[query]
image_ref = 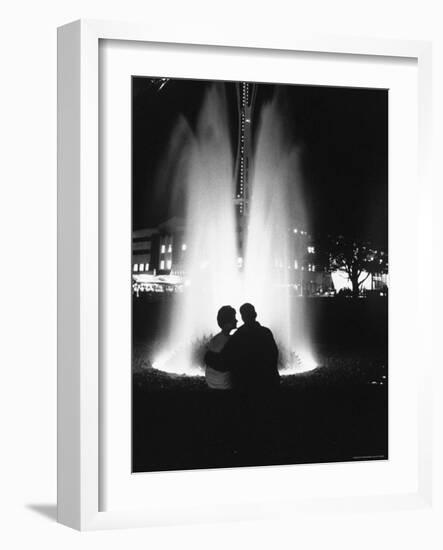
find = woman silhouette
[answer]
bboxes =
[205,306,237,390]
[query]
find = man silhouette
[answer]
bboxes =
[204,303,280,392]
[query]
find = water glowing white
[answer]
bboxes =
[153,85,317,376]
[163,86,242,368]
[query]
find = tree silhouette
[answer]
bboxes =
[322,235,388,298]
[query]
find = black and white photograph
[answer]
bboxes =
[131,77,388,473]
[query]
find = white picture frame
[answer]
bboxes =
[57,19,433,530]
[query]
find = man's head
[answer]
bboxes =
[239,303,257,325]
[217,305,237,331]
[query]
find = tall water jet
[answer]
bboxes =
[157,85,240,374]
[243,95,313,370]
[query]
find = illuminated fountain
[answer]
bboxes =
[152,83,316,376]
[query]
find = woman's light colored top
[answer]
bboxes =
[205,332,232,390]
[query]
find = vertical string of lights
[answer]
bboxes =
[237,82,256,216]
[235,81,256,258]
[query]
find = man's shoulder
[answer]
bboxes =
[257,324,273,337]
[235,322,273,335]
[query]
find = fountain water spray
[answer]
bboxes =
[152,83,316,376]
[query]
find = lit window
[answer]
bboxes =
[293,228,298,234]
[133,264,138,272]
[307,246,315,254]
[182,243,187,251]
[160,260,165,270]
[294,260,298,270]
[145,263,149,271]
[139,263,144,271]
[166,260,172,270]
[168,244,172,253]
[312,265,316,272]
[160,245,166,254]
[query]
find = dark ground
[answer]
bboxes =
[132,296,388,472]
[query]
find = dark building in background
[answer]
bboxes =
[132,218,186,276]
[132,228,156,274]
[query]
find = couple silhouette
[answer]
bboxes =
[204,303,280,392]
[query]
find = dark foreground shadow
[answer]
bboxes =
[133,384,388,472]
[26,504,57,522]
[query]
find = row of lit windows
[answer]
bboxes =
[160,260,172,270]
[133,263,149,272]
[133,259,174,272]
[160,243,187,254]
[294,260,316,271]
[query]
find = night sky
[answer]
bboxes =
[132,77,388,248]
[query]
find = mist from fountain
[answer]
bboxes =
[152,84,316,376]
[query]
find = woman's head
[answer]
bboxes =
[217,305,237,332]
